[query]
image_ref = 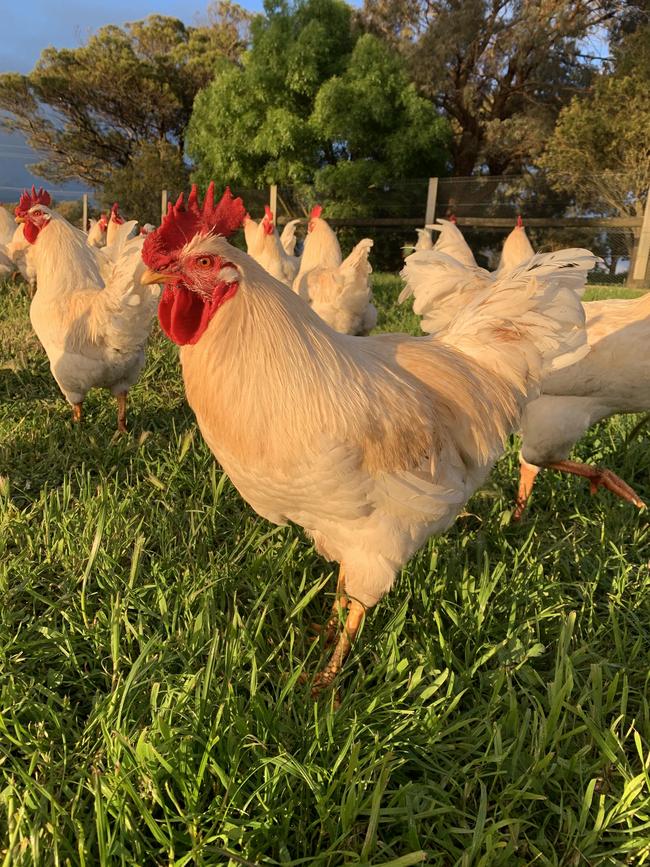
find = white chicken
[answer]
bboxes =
[7,221,36,290]
[140,184,595,694]
[245,206,301,287]
[280,218,301,257]
[494,216,535,276]
[87,213,108,248]
[0,206,14,247]
[15,187,160,431]
[401,218,647,517]
[0,206,18,278]
[514,293,649,517]
[293,206,378,336]
[106,202,125,247]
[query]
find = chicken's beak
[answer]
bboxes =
[142,268,174,284]
[15,216,26,224]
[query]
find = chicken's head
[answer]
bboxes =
[141,182,246,346]
[110,203,124,225]
[308,205,322,233]
[15,186,53,244]
[262,205,275,235]
[99,213,109,231]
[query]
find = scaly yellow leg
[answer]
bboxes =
[512,457,541,521]
[310,599,366,698]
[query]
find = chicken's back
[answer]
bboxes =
[520,293,650,464]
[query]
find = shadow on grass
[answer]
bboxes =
[0,363,58,403]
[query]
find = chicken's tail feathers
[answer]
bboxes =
[279,218,301,256]
[340,237,373,275]
[103,220,139,261]
[428,219,478,268]
[399,250,491,329]
[441,248,600,394]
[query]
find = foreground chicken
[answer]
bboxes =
[515,293,649,518]
[293,206,377,335]
[402,219,646,517]
[16,187,160,431]
[141,184,595,694]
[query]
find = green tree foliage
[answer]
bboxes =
[0,5,253,197]
[360,0,624,175]
[186,0,450,197]
[102,142,191,225]
[539,24,650,217]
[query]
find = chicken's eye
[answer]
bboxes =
[196,256,213,268]
[32,210,42,217]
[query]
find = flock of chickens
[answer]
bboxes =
[2,184,648,696]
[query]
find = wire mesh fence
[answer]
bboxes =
[1,171,647,285]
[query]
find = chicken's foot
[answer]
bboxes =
[512,458,541,521]
[547,459,646,509]
[311,566,348,646]
[116,392,128,434]
[309,599,365,698]
[72,402,83,424]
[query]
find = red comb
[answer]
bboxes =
[310,205,323,220]
[142,183,246,271]
[449,214,457,224]
[517,215,523,227]
[264,205,274,221]
[15,185,51,217]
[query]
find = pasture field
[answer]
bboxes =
[1,274,649,866]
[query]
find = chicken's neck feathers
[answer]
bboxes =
[33,218,104,296]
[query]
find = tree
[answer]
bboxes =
[0,6,253,196]
[360,0,624,175]
[187,1,450,200]
[539,24,650,218]
[187,0,358,189]
[102,142,191,225]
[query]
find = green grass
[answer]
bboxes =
[1,272,650,866]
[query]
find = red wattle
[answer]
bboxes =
[23,222,40,244]
[158,281,239,346]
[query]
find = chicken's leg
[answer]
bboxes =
[72,402,83,424]
[312,565,349,645]
[116,391,128,434]
[512,457,541,520]
[546,460,646,509]
[310,599,366,698]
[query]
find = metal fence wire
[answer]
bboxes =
[1,171,647,284]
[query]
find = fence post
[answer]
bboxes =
[424,177,438,226]
[82,193,88,232]
[630,186,650,287]
[161,189,168,224]
[269,184,278,222]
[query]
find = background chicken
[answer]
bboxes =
[514,292,649,517]
[106,202,125,246]
[280,218,301,257]
[293,205,377,335]
[245,205,300,286]
[87,213,108,248]
[141,184,595,694]
[0,206,17,278]
[494,216,535,275]
[403,218,647,517]
[16,187,160,431]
